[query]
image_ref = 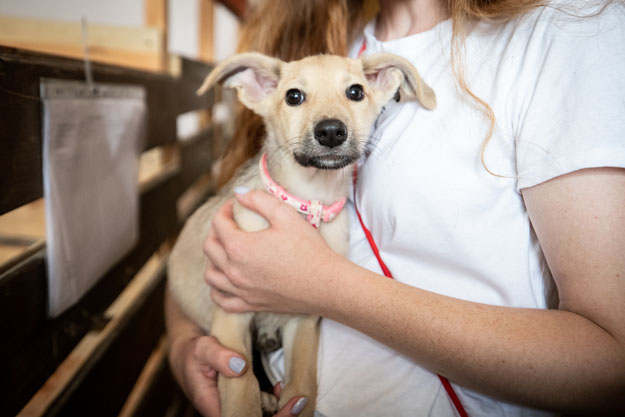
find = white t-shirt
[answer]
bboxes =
[312,2,625,417]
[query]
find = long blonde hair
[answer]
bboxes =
[446,0,549,174]
[215,0,548,187]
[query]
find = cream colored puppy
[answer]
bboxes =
[168,52,436,417]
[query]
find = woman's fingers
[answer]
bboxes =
[211,200,245,251]
[234,189,298,225]
[204,191,330,315]
[273,381,283,398]
[210,287,256,313]
[203,228,229,270]
[184,373,221,417]
[204,266,239,296]
[192,335,248,377]
[182,335,249,417]
[273,396,309,416]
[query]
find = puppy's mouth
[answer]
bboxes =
[293,152,358,170]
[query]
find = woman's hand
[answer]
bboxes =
[166,290,310,416]
[166,289,247,416]
[169,333,245,416]
[203,189,341,314]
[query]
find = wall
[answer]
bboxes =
[0,0,143,26]
[213,3,240,60]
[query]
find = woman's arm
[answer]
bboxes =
[205,167,625,413]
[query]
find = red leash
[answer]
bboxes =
[352,166,469,417]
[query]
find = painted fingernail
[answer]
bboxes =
[228,357,246,374]
[280,381,285,390]
[290,397,308,415]
[234,186,250,195]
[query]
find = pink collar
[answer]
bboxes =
[259,153,346,229]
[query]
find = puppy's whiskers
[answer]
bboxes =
[363,136,399,168]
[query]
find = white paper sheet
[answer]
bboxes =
[41,79,145,317]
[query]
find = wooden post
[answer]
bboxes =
[145,0,174,170]
[198,0,215,139]
[144,0,169,71]
[199,0,215,63]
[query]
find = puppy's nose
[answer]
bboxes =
[314,119,347,148]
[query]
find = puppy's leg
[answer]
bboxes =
[211,308,262,417]
[278,316,320,417]
[261,391,279,415]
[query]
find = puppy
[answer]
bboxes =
[168,52,436,417]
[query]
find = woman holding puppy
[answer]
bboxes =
[167,0,625,415]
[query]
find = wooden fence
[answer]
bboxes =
[0,45,227,417]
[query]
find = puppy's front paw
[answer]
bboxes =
[256,331,281,352]
[261,391,279,416]
[219,372,263,417]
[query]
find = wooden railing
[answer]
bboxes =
[0,45,227,417]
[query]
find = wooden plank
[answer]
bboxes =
[179,55,214,87]
[0,57,44,214]
[0,47,212,215]
[144,0,169,71]
[121,347,198,417]
[0,234,37,247]
[138,145,180,188]
[0,16,164,72]
[145,0,169,31]
[0,16,162,54]
[118,336,168,417]
[48,275,166,417]
[0,170,181,417]
[179,128,215,189]
[0,198,46,237]
[0,239,45,276]
[177,173,214,221]
[199,0,215,62]
[0,251,48,360]
[175,57,215,114]
[0,198,46,268]
[18,251,166,416]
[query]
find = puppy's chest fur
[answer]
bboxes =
[231,156,350,257]
[232,197,349,257]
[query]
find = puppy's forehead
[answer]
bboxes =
[280,55,364,86]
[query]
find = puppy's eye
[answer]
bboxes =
[346,84,364,101]
[285,89,305,106]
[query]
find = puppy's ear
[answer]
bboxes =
[197,52,283,114]
[360,53,436,110]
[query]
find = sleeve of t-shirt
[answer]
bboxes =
[512,4,625,191]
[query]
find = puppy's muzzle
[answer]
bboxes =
[314,118,347,148]
[294,117,358,169]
